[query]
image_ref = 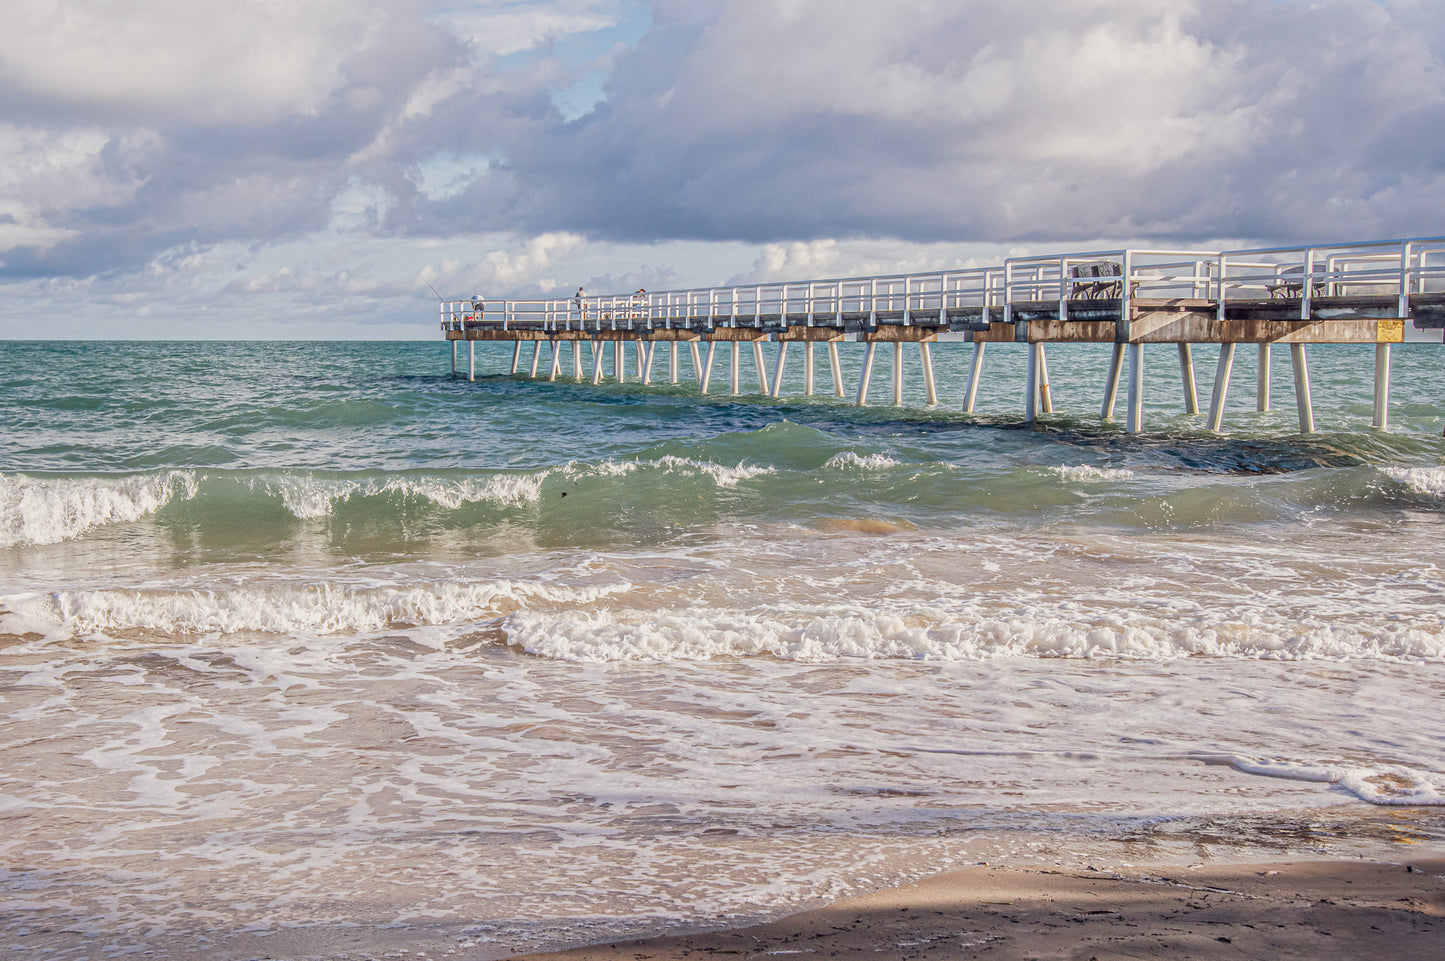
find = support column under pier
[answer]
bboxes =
[1026,344,1039,423]
[1373,343,1392,430]
[771,342,789,398]
[700,341,716,394]
[856,343,876,405]
[920,343,938,407]
[1126,343,1144,434]
[891,343,903,406]
[1178,343,1198,415]
[964,342,985,414]
[1257,344,1271,411]
[1292,343,1315,434]
[1208,343,1236,432]
[1101,343,1124,422]
[1036,344,1052,414]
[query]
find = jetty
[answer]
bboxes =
[440,237,1445,433]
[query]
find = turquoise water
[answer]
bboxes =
[1,339,1443,959]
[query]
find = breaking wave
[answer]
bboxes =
[0,471,198,547]
[497,605,1445,664]
[1,578,630,640]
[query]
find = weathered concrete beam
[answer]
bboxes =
[1023,316,1405,344]
[972,322,1018,343]
[1130,316,1405,344]
[860,326,943,343]
[703,327,770,342]
[777,326,846,342]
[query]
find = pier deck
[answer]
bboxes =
[439,237,1445,433]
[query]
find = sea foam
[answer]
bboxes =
[825,452,902,470]
[1384,465,1445,500]
[0,471,198,547]
[499,605,1445,663]
[255,458,768,519]
[1048,465,1136,483]
[1230,756,1445,806]
[7,578,630,640]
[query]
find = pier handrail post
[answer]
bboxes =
[1057,255,1068,323]
[869,277,877,327]
[1302,247,1314,321]
[806,281,814,327]
[1003,261,1014,325]
[1121,249,1133,327]
[1216,255,1228,323]
[1400,240,1413,318]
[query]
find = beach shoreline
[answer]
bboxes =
[507,853,1445,961]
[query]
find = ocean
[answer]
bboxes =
[2,338,1443,959]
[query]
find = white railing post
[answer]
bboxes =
[1121,249,1133,322]
[1400,240,1413,318]
[1302,247,1314,321]
[1058,256,1068,322]
[1216,255,1228,323]
[1003,261,1014,325]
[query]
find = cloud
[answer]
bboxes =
[4,0,1445,339]
[414,230,588,295]
[0,0,465,279]
[404,0,1445,246]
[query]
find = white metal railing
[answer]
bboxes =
[438,236,1445,332]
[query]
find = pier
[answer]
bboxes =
[440,237,1445,433]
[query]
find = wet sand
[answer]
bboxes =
[510,857,1445,961]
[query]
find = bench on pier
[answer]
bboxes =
[1070,261,1126,299]
[1268,265,1327,299]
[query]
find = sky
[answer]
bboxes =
[1,0,1443,340]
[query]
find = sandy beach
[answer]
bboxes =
[511,857,1445,961]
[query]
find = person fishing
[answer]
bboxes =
[574,286,586,322]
